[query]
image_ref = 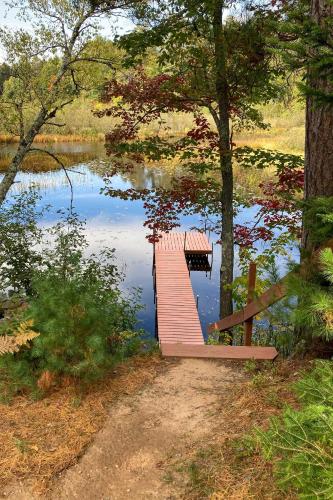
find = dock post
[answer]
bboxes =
[152,238,156,275]
[244,262,256,346]
[209,243,214,280]
[155,294,158,339]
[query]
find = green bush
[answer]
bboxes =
[0,194,145,396]
[295,361,333,407]
[302,197,333,250]
[0,189,45,295]
[0,278,142,391]
[257,361,333,499]
[289,248,333,341]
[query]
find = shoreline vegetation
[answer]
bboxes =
[0,101,305,155]
[0,101,303,195]
[0,133,105,144]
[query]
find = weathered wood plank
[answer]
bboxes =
[155,231,212,254]
[161,343,279,360]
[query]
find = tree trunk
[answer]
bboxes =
[302,0,333,252]
[0,109,48,205]
[213,0,234,319]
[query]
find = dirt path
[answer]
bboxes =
[7,359,242,500]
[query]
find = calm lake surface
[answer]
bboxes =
[0,142,298,336]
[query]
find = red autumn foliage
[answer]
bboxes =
[94,68,196,147]
[97,67,304,249]
[234,165,304,247]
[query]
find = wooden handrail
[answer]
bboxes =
[208,280,286,334]
[208,239,333,336]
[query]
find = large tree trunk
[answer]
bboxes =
[213,0,234,319]
[302,0,333,252]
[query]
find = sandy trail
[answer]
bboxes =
[7,358,242,500]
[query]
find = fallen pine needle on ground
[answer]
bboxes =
[0,353,170,496]
[0,356,311,499]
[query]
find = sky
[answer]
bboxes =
[0,0,135,60]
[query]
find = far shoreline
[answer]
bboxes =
[0,133,106,144]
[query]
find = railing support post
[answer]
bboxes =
[244,261,256,346]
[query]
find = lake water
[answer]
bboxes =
[0,142,298,336]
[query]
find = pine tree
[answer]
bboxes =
[289,248,333,341]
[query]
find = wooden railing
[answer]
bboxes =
[208,238,333,345]
[207,272,287,338]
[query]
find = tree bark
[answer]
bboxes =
[302,0,333,252]
[213,0,234,319]
[0,7,95,206]
[0,109,48,205]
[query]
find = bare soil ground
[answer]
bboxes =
[2,358,243,500]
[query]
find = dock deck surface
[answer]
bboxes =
[155,231,212,254]
[155,250,204,345]
[154,232,278,361]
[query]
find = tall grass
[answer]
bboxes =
[0,98,305,155]
[0,134,105,144]
[235,101,305,154]
[0,150,103,173]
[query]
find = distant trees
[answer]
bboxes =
[0,0,132,205]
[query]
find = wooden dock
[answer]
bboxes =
[154,231,211,346]
[154,231,278,361]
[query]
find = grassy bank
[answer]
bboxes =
[0,134,105,144]
[0,150,104,173]
[0,99,305,155]
[236,101,305,155]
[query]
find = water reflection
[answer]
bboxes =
[0,142,298,336]
[0,142,106,173]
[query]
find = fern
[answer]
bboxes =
[0,336,19,355]
[0,319,39,356]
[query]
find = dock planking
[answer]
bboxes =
[155,249,204,345]
[155,231,212,254]
[154,232,278,361]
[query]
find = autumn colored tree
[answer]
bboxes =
[99,0,286,319]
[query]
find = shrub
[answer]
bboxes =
[289,248,333,341]
[257,361,333,498]
[0,196,144,395]
[0,189,45,295]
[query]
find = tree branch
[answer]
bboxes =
[28,148,76,211]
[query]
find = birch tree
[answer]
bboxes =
[0,0,134,204]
